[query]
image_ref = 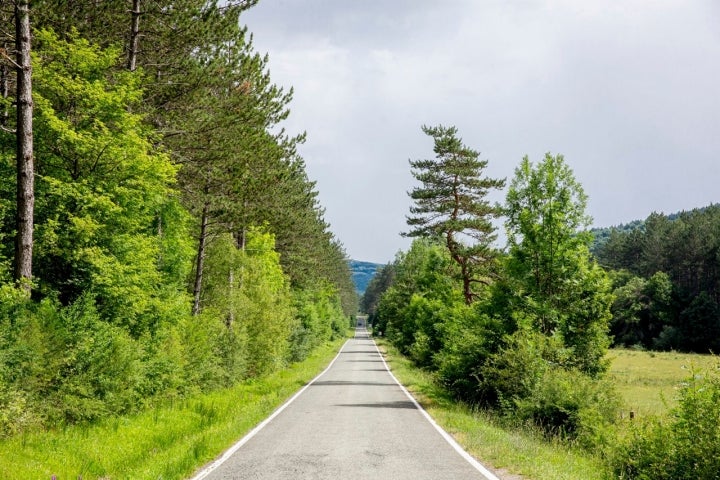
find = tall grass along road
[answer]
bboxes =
[190,328,499,479]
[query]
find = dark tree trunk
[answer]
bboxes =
[14,0,34,292]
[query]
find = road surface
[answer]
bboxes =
[191,327,498,480]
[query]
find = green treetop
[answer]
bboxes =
[405,125,505,305]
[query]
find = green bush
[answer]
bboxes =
[480,330,566,409]
[477,329,619,446]
[436,309,504,402]
[514,367,620,447]
[612,366,720,479]
[41,295,144,423]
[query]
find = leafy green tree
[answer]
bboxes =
[405,125,505,305]
[360,263,395,316]
[374,238,460,357]
[609,271,672,348]
[505,153,612,375]
[27,29,190,334]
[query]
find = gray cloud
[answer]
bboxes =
[242,0,720,263]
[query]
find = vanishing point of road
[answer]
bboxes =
[190,324,499,480]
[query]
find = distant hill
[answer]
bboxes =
[348,260,384,295]
[590,203,719,253]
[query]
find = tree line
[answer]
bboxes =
[0,1,356,436]
[362,125,720,478]
[364,125,615,442]
[594,205,720,353]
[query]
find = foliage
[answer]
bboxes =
[0,6,356,438]
[19,29,189,336]
[374,238,460,353]
[435,307,506,403]
[612,366,720,479]
[609,271,673,349]
[405,125,505,304]
[505,153,612,376]
[360,262,395,317]
[513,364,620,447]
[596,204,720,353]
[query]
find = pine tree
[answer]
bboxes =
[12,0,34,292]
[405,125,505,304]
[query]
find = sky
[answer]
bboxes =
[240,0,720,264]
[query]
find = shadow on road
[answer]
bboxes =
[334,401,417,409]
[312,380,396,387]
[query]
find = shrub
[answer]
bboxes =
[514,367,620,447]
[436,309,504,403]
[480,330,567,409]
[612,366,720,479]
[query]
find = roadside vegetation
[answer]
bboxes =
[0,337,348,479]
[363,126,720,479]
[0,0,356,464]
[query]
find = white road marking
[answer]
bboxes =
[188,339,351,480]
[372,338,502,480]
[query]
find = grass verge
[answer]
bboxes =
[0,336,348,480]
[377,339,612,480]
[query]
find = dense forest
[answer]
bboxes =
[594,205,720,353]
[0,1,356,436]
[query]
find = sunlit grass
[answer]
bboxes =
[0,336,348,480]
[378,339,611,480]
[608,348,719,417]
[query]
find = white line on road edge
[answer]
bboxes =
[188,339,352,480]
[372,338,502,480]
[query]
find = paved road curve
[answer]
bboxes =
[191,327,498,480]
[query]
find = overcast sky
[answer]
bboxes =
[240,0,720,264]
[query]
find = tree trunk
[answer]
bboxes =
[226,268,234,328]
[192,201,209,315]
[1,41,8,128]
[14,0,34,292]
[127,0,141,71]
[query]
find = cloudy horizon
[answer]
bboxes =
[241,0,720,264]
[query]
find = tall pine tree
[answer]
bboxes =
[405,125,505,304]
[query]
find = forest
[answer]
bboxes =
[594,205,720,353]
[362,125,720,479]
[0,1,356,437]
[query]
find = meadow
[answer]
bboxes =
[608,348,719,417]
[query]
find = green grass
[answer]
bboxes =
[608,348,719,417]
[378,339,611,480]
[0,337,348,480]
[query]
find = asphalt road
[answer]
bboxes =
[191,327,498,480]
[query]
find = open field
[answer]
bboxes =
[607,348,719,417]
